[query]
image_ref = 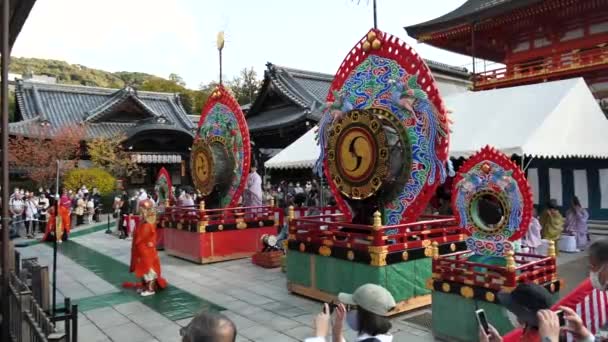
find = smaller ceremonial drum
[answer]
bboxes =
[161,85,282,264]
[430,146,560,342]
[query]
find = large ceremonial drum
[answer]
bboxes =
[286,28,461,316]
[315,29,451,225]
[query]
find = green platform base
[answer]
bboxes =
[287,250,431,314]
[432,291,515,342]
[432,288,561,341]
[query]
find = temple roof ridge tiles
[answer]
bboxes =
[405,0,543,39]
[10,80,194,139]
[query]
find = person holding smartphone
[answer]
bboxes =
[479,283,552,342]
[480,283,594,342]
[306,284,396,342]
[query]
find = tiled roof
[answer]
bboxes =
[248,107,309,132]
[264,63,333,109]
[11,81,194,139]
[247,60,469,133]
[405,0,540,39]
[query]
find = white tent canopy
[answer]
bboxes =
[264,78,608,170]
[449,77,608,159]
[264,126,320,169]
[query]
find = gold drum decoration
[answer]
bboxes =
[319,246,332,257]
[190,137,235,197]
[327,108,411,200]
[460,286,474,299]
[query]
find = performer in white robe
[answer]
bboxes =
[243,166,263,209]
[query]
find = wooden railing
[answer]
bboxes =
[431,242,558,290]
[474,45,608,89]
[3,248,78,342]
[160,202,283,228]
[289,209,462,253]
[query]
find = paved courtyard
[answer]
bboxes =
[14,220,592,342]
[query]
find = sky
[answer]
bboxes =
[13,0,473,89]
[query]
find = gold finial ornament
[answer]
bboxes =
[371,39,382,50]
[216,31,225,51]
[199,201,205,212]
[372,211,382,230]
[548,240,556,258]
[288,206,295,222]
[505,250,516,272]
[270,197,275,207]
[363,41,371,51]
[432,241,439,260]
[367,31,377,41]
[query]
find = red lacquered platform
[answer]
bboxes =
[160,204,282,264]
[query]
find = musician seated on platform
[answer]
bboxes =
[306,284,395,342]
[180,311,236,342]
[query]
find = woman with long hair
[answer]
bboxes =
[565,196,589,250]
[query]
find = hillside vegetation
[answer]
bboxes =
[10,57,164,88]
[10,57,261,114]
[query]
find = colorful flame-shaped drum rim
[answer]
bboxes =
[195,85,251,208]
[321,28,450,224]
[155,166,173,203]
[451,146,533,256]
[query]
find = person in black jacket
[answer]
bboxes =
[118,190,131,239]
[91,187,102,222]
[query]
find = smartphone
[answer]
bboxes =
[556,310,566,327]
[475,309,490,334]
[323,302,338,314]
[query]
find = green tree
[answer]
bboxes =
[64,168,116,195]
[228,67,261,105]
[169,73,186,87]
[139,77,185,93]
[86,134,143,178]
[190,82,218,115]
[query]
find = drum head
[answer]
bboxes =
[191,140,215,196]
[327,108,411,202]
[327,109,388,200]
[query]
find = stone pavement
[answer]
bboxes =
[14,221,595,342]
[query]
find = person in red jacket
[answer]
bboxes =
[128,198,167,296]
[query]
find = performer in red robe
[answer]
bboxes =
[125,198,167,296]
[42,197,70,242]
[58,189,72,235]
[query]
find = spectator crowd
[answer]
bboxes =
[4,185,102,239]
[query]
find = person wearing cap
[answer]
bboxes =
[480,283,593,342]
[306,284,395,342]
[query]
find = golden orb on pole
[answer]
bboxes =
[217,31,225,51]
